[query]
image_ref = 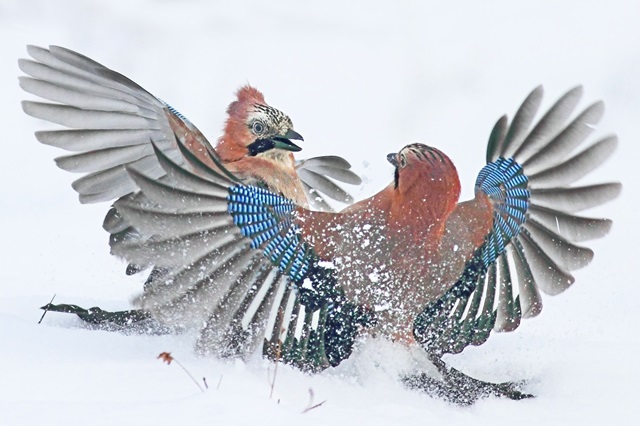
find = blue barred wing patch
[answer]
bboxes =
[227,185,311,282]
[475,157,530,267]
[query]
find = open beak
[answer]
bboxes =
[387,153,399,167]
[271,129,303,152]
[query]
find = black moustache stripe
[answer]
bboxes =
[247,139,275,156]
[394,166,400,189]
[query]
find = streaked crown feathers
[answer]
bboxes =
[226,85,294,138]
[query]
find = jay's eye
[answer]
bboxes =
[252,121,265,134]
[399,154,407,168]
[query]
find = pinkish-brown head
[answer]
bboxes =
[217,85,303,162]
[387,143,461,221]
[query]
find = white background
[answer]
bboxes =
[1,1,638,424]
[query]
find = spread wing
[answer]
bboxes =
[20,44,360,216]
[414,86,621,355]
[22,45,364,367]
[19,45,213,205]
[109,129,353,365]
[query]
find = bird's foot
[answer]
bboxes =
[402,357,534,404]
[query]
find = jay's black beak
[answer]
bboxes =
[271,129,303,152]
[248,129,304,155]
[283,129,304,141]
[387,153,399,167]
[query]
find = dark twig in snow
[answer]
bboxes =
[302,388,326,413]
[37,294,56,324]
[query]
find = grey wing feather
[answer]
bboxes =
[296,155,362,210]
[495,85,544,159]
[521,101,604,174]
[511,86,584,161]
[54,144,153,173]
[195,258,278,357]
[302,182,336,212]
[297,155,353,170]
[527,136,618,188]
[297,168,355,204]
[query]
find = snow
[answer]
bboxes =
[1,0,639,424]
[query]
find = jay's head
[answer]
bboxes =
[218,85,303,162]
[387,143,461,201]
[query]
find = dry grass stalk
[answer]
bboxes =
[268,308,286,399]
[157,352,205,393]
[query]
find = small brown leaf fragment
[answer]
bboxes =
[158,352,174,365]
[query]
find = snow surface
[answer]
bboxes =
[1,1,639,424]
